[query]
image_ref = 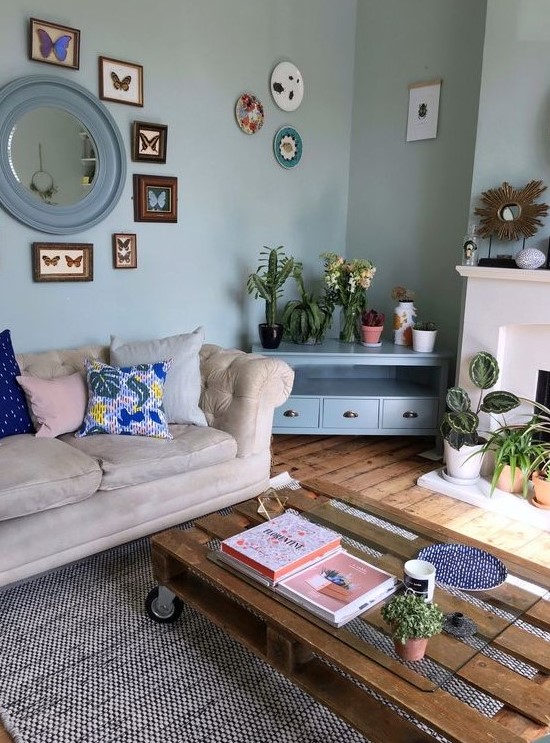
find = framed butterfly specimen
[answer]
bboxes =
[32,243,93,282]
[133,175,178,223]
[29,18,80,70]
[112,233,137,269]
[132,122,168,163]
[99,56,143,107]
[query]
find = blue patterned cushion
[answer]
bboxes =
[0,329,34,439]
[78,359,172,439]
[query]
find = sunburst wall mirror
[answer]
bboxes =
[474,179,549,241]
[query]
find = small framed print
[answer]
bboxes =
[406,79,442,142]
[99,56,143,107]
[29,18,80,70]
[32,243,93,282]
[133,174,178,223]
[132,121,168,163]
[112,233,137,269]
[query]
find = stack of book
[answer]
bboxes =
[217,511,398,627]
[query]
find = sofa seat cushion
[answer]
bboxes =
[62,424,237,491]
[0,435,102,521]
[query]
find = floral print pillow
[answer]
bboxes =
[78,359,172,439]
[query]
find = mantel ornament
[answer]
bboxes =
[474,179,548,241]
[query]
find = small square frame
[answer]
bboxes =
[99,56,143,107]
[132,121,168,163]
[29,18,80,70]
[32,243,93,282]
[133,174,178,222]
[112,233,137,269]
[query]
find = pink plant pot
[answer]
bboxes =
[361,326,383,344]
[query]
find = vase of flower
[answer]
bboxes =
[391,287,416,346]
[340,305,360,343]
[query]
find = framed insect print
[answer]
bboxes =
[112,233,137,269]
[32,243,93,282]
[132,122,168,163]
[29,18,80,69]
[99,57,143,107]
[133,175,178,223]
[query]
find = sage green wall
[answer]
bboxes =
[0,1,357,352]
[347,0,486,353]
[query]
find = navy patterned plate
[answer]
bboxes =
[417,543,507,591]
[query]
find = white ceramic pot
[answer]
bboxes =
[412,329,437,352]
[443,440,485,483]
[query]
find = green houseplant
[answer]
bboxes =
[381,592,444,661]
[247,245,295,349]
[282,263,333,344]
[439,351,520,482]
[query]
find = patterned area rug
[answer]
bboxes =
[0,534,370,743]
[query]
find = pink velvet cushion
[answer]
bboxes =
[16,373,88,438]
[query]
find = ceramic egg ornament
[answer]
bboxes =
[270,61,304,111]
[515,247,546,269]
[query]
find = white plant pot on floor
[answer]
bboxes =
[443,440,485,484]
[412,329,437,352]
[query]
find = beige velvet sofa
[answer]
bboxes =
[0,342,293,588]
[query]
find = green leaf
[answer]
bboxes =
[89,367,120,398]
[446,410,479,435]
[469,351,499,389]
[480,391,520,415]
[445,387,471,413]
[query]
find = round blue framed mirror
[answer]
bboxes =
[0,75,126,234]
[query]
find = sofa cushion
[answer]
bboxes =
[16,372,87,438]
[0,435,102,520]
[110,328,207,427]
[63,424,237,490]
[0,329,34,439]
[78,359,172,439]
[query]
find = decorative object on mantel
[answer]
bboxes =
[360,309,384,346]
[273,125,302,169]
[235,92,264,135]
[461,223,479,266]
[391,286,416,346]
[515,247,546,270]
[417,543,507,591]
[474,179,548,267]
[247,245,295,349]
[322,252,376,343]
[270,61,304,112]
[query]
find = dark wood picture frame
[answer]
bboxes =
[133,174,178,222]
[32,243,93,282]
[29,18,80,70]
[132,121,168,163]
[112,233,137,269]
[99,56,144,107]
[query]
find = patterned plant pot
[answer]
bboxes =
[393,301,416,346]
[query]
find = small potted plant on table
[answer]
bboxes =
[412,321,437,353]
[282,263,333,344]
[247,245,295,349]
[360,309,385,345]
[381,592,444,662]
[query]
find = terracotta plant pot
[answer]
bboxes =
[496,464,523,494]
[361,325,383,344]
[393,637,428,662]
[531,471,550,508]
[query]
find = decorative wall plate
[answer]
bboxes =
[270,61,304,111]
[235,93,264,135]
[417,543,507,590]
[273,126,302,169]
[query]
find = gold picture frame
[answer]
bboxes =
[475,180,549,241]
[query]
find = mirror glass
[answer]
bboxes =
[0,75,126,234]
[498,203,521,222]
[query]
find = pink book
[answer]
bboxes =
[220,511,341,582]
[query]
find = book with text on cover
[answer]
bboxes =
[219,511,341,583]
[275,548,398,627]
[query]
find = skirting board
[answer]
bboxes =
[417,468,550,532]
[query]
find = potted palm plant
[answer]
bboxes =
[282,263,333,344]
[439,351,520,483]
[381,592,444,662]
[247,245,295,348]
[360,309,385,345]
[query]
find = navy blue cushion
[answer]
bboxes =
[0,329,33,439]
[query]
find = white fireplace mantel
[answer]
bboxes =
[456,265,550,283]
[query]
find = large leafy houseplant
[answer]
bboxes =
[282,263,333,344]
[247,246,295,348]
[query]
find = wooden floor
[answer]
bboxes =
[1,433,548,743]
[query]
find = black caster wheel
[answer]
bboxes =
[145,586,183,624]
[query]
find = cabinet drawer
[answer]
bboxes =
[274,397,320,428]
[322,399,379,429]
[382,399,438,429]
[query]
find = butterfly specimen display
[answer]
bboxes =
[99,57,144,107]
[33,243,93,282]
[133,175,177,222]
[132,122,168,163]
[29,19,80,69]
[112,234,137,269]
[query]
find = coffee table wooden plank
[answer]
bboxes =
[150,529,527,743]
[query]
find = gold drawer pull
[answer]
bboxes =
[403,410,419,419]
[283,409,299,418]
[343,410,359,419]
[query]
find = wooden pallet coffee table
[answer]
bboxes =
[148,486,550,743]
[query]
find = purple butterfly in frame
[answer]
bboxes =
[36,28,72,62]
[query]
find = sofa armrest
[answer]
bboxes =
[199,344,294,457]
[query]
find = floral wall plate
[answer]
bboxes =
[417,543,507,590]
[235,93,264,135]
[273,126,302,169]
[270,61,304,111]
